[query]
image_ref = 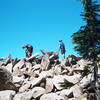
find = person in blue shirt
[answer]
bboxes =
[22,44,33,57]
[58,40,66,59]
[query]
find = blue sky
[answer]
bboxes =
[0,0,85,58]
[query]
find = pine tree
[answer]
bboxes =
[72,0,100,60]
[72,0,100,99]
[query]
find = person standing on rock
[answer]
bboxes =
[58,40,66,59]
[22,44,33,57]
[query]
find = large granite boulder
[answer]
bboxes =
[0,90,16,100]
[40,93,65,100]
[0,67,18,91]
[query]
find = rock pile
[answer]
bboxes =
[0,50,99,100]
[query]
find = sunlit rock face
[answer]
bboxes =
[0,52,99,100]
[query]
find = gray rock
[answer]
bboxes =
[39,69,54,78]
[61,58,70,66]
[0,67,18,91]
[24,62,32,72]
[60,89,73,97]
[13,91,33,100]
[41,54,50,70]
[0,90,16,100]
[13,76,25,83]
[19,83,31,92]
[32,64,41,71]
[52,75,65,90]
[30,76,46,88]
[68,98,76,100]
[76,59,91,70]
[40,93,65,100]
[45,78,54,93]
[71,84,83,98]
[25,53,39,61]
[32,87,45,98]
[6,63,13,73]
[0,67,12,82]
[64,74,81,84]
[68,93,88,100]
[54,65,62,75]
[13,59,25,72]
[80,74,92,88]
[0,55,92,100]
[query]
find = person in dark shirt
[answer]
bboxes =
[58,40,66,59]
[22,44,33,57]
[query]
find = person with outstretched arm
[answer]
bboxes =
[58,40,66,59]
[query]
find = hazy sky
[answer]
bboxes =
[0,0,85,58]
